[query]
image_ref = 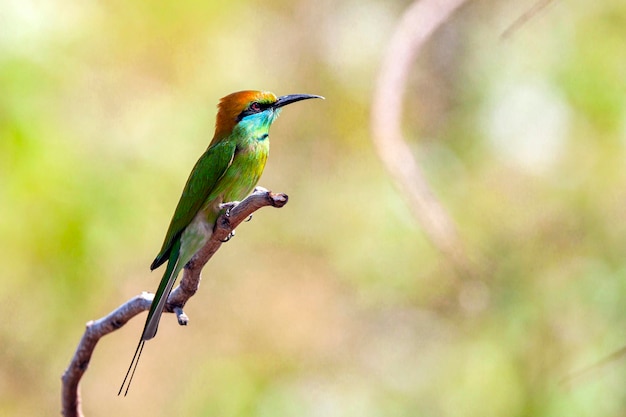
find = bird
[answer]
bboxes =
[119,90,323,395]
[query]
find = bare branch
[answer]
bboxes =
[371,0,478,279]
[61,187,288,417]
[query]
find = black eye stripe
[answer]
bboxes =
[252,101,271,111]
[236,101,273,121]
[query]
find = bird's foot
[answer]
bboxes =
[219,201,240,217]
[253,186,269,194]
[220,230,236,243]
[245,214,253,222]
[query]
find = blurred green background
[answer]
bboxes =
[2,0,626,415]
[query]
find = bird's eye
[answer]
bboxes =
[249,102,261,112]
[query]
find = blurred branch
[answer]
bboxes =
[61,187,288,417]
[562,345,626,388]
[371,0,477,279]
[501,0,559,39]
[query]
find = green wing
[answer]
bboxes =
[150,140,236,270]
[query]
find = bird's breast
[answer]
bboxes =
[207,140,269,207]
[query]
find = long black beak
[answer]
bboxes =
[273,94,324,109]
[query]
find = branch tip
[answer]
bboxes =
[269,193,288,207]
[174,307,189,326]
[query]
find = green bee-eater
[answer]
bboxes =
[120,90,322,395]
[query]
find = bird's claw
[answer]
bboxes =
[245,214,253,222]
[220,230,236,242]
[219,201,240,217]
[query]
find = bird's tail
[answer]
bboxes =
[118,338,145,396]
[118,239,182,396]
[141,239,182,341]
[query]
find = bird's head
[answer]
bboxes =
[212,90,323,142]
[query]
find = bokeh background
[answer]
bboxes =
[2,0,626,415]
